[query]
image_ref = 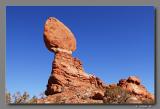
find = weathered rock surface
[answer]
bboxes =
[125,96,142,104]
[43,17,76,53]
[37,17,155,104]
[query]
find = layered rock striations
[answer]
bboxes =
[41,51,106,103]
[45,52,105,96]
[37,17,154,104]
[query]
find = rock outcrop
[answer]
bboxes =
[103,76,154,104]
[117,76,154,100]
[37,17,154,104]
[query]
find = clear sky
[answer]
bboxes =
[6,6,155,97]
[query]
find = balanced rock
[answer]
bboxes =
[38,17,106,104]
[43,17,76,53]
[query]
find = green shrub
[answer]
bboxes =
[103,86,131,104]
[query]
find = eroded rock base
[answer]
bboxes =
[38,52,106,104]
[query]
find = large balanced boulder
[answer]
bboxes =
[43,17,76,53]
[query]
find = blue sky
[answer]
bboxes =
[6,6,155,97]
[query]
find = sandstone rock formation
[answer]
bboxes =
[37,17,154,104]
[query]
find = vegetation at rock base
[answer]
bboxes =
[5,91,45,104]
[103,86,132,104]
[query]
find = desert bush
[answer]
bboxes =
[5,91,42,104]
[5,92,11,104]
[28,96,37,104]
[103,86,131,104]
[12,91,29,104]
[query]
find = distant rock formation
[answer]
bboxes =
[37,17,154,104]
[105,76,154,104]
